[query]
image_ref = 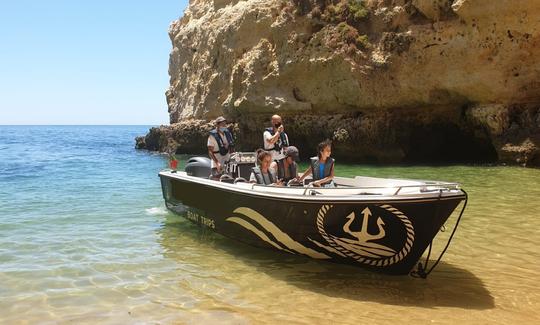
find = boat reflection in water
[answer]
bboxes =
[159,155,467,276]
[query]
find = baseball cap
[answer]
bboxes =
[214,116,227,124]
[284,146,299,161]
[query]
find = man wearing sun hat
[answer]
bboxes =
[269,145,300,184]
[207,116,235,178]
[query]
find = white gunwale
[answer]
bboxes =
[160,170,465,203]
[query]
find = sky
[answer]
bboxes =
[0,0,189,125]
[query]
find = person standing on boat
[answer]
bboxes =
[249,149,281,186]
[263,114,289,161]
[207,116,234,178]
[270,146,300,184]
[298,140,335,187]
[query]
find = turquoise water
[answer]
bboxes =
[1,126,539,324]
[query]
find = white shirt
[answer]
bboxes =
[263,130,288,161]
[207,132,230,169]
[269,161,278,176]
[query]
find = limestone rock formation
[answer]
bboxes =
[137,0,540,166]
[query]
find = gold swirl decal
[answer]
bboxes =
[316,204,415,267]
[226,217,292,253]
[226,207,330,259]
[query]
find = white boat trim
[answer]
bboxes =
[159,170,465,203]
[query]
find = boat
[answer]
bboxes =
[159,154,467,276]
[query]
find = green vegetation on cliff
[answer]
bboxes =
[156,0,540,166]
[290,0,372,54]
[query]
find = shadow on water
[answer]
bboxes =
[158,217,494,310]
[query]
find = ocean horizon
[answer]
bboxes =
[0,124,163,126]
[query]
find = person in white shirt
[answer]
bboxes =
[263,114,289,161]
[207,116,234,178]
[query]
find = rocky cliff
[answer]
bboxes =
[137,0,540,166]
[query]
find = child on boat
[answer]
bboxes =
[249,149,282,186]
[298,140,335,187]
[269,146,300,184]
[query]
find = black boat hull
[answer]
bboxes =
[159,174,465,275]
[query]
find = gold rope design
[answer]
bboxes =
[316,204,415,267]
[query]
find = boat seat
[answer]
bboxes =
[219,174,235,183]
[234,177,247,184]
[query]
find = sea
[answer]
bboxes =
[0,125,539,324]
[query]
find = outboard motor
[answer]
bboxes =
[185,157,211,178]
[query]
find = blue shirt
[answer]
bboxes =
[319,163,325,180]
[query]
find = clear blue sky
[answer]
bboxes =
[0,0,189,125]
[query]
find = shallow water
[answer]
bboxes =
[0,126,539,324]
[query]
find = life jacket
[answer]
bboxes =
[265,127,289,152]
[210,129,234,156]
[276,158,297,182]
[251,166,276,185]
[310,156,334,181]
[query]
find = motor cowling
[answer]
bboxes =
[185,157,211,178]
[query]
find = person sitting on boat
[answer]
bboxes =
[207,116,234,178]
[298,140,335,187]
[249,149,282,186]
[270,146,300,185]
[263,114,289,161]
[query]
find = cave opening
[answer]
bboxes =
[528,151,540,166]
[403,123,498,164]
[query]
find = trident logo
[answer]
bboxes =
[342,208,386,244]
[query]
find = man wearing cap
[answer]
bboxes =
[270,146,300,184]
[207,116,234,178]
[263,114,289,161]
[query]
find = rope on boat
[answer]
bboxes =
[410,189,468,279]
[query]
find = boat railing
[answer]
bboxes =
[163,171,461,197]
[247,181,461,196]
